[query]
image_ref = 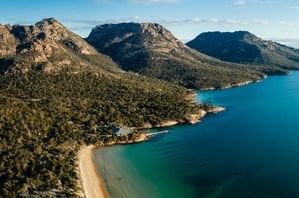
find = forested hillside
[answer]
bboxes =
[0,19,205,196]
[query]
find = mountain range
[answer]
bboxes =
[86,23,266,89]
[1,21,295,90]
[1,18,299,197]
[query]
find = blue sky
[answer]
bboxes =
[1,0,299,47]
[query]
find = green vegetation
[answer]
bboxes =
[0,70,201,196]
[142,51,265,89]
[0,19,207,197]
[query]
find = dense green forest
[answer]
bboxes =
[142,52,266,89]
[0,70,201,197]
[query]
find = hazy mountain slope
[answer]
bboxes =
[86,23,266,89]
[187,31,299,71]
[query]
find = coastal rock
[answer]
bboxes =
[156,120,179,128]
[134,133,149,142]
[141,122,153,129]
[206,106,225,113]
[185,109,207,124]
[185,105,225,124]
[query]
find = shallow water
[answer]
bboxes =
[94,72,299,198]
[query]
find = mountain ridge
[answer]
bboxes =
[187,31,299,72]
[86,22,269,89]
[0,18,120,73]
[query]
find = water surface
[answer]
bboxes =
[95,72,299,198]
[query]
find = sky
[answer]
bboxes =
[1,0,299,47]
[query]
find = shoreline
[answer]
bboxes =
[77,106,225,197]
[76,84,234,197]
[77,91,225,198]
[76,72,293,197]
[199,76,267,91]
[78,145,109,198]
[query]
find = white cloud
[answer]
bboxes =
[62,17,299,41]
[160,18,250,26]
[65,16,141,26]
[234,0,275,7]
[279,21,299,26]
[289,6,299,10]
[64,17,270,30]
[6,16,270,30]
[129,0,179,3]
[93,0,179,4]
[234,0,247,6]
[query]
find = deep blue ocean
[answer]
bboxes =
[95,72,299,198]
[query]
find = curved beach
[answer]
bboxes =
[79,145,109,198]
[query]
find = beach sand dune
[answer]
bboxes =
[79,145,108,198]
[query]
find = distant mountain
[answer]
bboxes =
[86,23,265,89]
[0,18,119,73]
[187,31,299,72]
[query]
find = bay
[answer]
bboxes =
[95,72,299,198]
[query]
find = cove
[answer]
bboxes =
[94,71,299,198]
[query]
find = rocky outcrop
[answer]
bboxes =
[34,18,97,55]
[185,109,207,124]
[0,18,118,73]
[87,22,186,54]
[206,106,225,113]
[0,25,16,57]
[139,23,185,52]
[185,106,225,124]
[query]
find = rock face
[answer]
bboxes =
[86,23,265,89]
[0,25,16,56]
[0,18,118,73]
[86,23,186,71]
[187,31,299,73]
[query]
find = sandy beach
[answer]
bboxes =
[79,145,109,198]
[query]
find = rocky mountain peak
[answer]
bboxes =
[87,22,185,54]
[0,18,115,73]
[35,17,60,26]
[139,22,185,50]
[235,31,260,43]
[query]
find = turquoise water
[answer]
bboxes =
[94,72,299,198]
